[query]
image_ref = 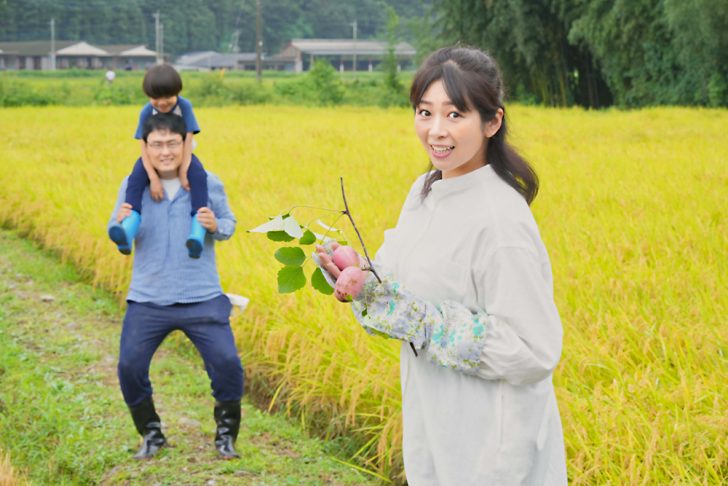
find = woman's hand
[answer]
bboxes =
[315,242,342,280]
[315,243,369,302]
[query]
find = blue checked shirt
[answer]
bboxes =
[108,171,236,305]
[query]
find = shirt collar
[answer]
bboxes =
[429,164,496,198]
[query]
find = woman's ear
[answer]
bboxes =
[483,108,504,138]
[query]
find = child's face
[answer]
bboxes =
[150,96,178,113]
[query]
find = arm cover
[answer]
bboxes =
[314,245,562,383]
[352,274,489,375]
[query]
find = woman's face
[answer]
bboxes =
[414,79,488,179]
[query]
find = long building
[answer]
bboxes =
[278,39,416,72]
[0,41,157,70]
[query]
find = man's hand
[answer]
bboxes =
[150,178,164,201]
[116,202,133,223]
[196,207,217,233]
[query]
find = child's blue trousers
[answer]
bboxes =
[125,153,208,215]
[118,294,244,408]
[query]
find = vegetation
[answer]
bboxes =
[0,70,412,108]
[3,0,726,107]
[0,0,428,57]
[0,449,28,486]
[0,105,725,483]
[0,229,376,485]
[433,0,728,107]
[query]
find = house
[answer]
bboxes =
[173,38,416,73]
[278,39,416,72]
[175,51,255,71]
[0,41,157,70]
[100,45,158,70]
[175,51,294,71]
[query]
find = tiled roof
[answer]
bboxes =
[0,40,77,56]
[0,40,156,57]
[288,39,415,56]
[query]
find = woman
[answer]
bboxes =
[317,47,567,485]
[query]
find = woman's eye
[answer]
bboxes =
[417,109,431,117]
[448,111,461,119]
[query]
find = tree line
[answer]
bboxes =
[428,0,728,107]
[1,0,726,107]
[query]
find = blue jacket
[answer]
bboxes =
[108,171,235,305]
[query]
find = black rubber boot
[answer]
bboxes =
[129,396,167,459]
[214,400,241,459]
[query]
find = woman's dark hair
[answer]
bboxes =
[410,47,539,204]
[142,64,183,98]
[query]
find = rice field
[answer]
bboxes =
[0,449,27,486]
[0,104,726,484]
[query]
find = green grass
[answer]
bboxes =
[0,228,377,485]
[0,70,413,108]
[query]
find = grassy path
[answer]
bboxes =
[0,229,374,485]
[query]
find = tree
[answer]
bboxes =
[381,6,407,107]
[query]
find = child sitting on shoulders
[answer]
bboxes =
[108,63,209,258]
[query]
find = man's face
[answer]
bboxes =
[145,129,184,178]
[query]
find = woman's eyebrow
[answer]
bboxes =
[418,99,456,107]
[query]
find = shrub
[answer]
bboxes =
[308,60,344,105]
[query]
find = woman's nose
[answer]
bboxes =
[430,115,447,137]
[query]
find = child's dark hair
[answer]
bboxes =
[142,113,187,142]
[410,47,539,204]
[142,64,183,98]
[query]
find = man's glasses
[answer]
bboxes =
[147,140,183,151]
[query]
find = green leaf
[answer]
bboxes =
[311,267,334,295]
[278,266,306,293]
[299,230,316,245]
[267,231,294,242]
[274,247,306,266]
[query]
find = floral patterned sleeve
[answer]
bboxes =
[352,274,490,375]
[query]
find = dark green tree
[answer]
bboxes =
[663,0,728,106]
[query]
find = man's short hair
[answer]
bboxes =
[142,113,187,142]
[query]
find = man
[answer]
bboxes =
[108,113,244,459]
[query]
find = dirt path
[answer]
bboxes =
[0,229,374,485]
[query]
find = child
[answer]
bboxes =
[108,64,209,258]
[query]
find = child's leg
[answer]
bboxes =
[108,210,140,255]
[125,158,149,214]
[187,155,209,215]
[186,155,209,259]
[109,158,146,254]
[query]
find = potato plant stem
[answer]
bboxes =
[340,177,381,284]
[340,177,418,357]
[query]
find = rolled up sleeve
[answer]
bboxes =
[207,174,236,241]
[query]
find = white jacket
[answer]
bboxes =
[361,164,568,485]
